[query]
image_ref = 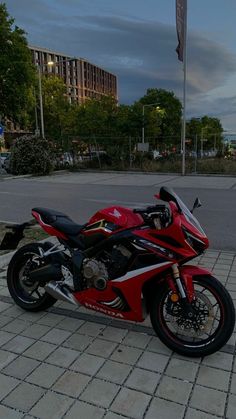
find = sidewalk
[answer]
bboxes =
[23,171,236,190]
[0,249,235,418]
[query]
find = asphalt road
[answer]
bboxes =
[0,172,235,251]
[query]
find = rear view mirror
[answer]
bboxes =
[191,198,202,213]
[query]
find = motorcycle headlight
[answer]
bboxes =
[182,228,206,254]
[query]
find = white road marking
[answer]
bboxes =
[0,219,18,224]
[0,191,29,197]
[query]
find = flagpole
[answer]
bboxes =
[181,0,187,176]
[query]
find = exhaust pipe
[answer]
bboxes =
[45,281,79,306]
[29,264,62,284]
[29,263,78,306]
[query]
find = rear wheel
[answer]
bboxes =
[7,242,56,312]
[150,275,235,357]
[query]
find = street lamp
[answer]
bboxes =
[47,57,77,102]
[142,103,160,143]
[36,60,53,139]
[37,64,45,138]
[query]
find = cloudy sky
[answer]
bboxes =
[5,0,236,130]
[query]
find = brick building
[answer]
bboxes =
[30,45,118,103]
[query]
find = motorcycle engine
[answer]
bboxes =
[82,259,108,290]
[82,244,132,290]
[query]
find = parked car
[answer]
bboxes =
[62,152,74,166]
[2,154,11,173]
[0,151,10,168]
[78,151,111,165]
[0,151,10,161]
[54,152,74,168]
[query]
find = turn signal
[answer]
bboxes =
[170,293,179,303]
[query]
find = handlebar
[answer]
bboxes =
[133,204,171,228]
[133,205,167,215]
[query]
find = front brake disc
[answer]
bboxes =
[168,291,214,337]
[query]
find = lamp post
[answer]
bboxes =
[142,103,160,143]
[37,65,45,139]
[36,57,77,139]
[47,57,77,101]
[200,127,208,158]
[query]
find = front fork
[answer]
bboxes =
[168,264,195,316]
[172,264,187,299]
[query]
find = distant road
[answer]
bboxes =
[0,172,235,250]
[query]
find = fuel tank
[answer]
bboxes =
[87,206,143,230]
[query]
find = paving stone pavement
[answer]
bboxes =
[0,249,235,418]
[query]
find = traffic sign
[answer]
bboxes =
[137,142,149,152]
[0,125,4,136]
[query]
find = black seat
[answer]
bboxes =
[32,207,84,236]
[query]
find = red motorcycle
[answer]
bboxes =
[7,187,235,357]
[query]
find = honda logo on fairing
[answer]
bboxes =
[109,209,121,218]
[84,302,124,318]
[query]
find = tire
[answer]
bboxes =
[7,242,57,312]
[150,275,235,357]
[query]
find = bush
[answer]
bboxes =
[197,158,236,174]
[10,135,53,175]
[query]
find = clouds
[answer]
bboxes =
[42,14,236,105]
[28,14,236,99]
[5,0,236,128]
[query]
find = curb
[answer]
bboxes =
[0,250,15,269]
[0,174,32,181]
[70,169,236,178]
[1,169,236,179]
[0,170,69,181]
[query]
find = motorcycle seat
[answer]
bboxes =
[32,207,84,236]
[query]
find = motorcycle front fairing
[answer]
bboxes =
[74,257,173,322]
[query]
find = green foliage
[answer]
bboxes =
[41,75,70,142]
[138,88,182,141]
[197,158,236,174]
[60,88,182,147]
[0,3,36,125]
[68,96,118,139]
[186,116,223,149]
[10,135,53,175]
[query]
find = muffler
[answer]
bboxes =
[45,281,79,306]
[29,264,62,284]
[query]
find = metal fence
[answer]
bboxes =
[2,133,236,175]
[59,134,236,175]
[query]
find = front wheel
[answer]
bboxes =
[150,275,235,357]
[7,242,57,312]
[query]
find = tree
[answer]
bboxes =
[116,104,137,137]
[69,96,118,138]
[186,116,223,150]
[0,3,36,126]
[138,88,182,144]
[41,74,70,144]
